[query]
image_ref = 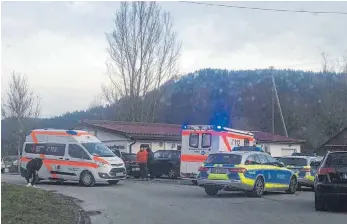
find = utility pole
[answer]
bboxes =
[270,67,275,134]
[270,67,288,137]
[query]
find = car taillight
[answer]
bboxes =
[229,167,247,173]
[301,168,311,172]
[317,167,335,175]
[198,166,209,172]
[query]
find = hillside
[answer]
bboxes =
[2,68,347,154]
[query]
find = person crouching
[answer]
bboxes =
[25,158,43,187]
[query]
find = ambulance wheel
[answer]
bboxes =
[204,186,219,196]
[251,176,265,197]
[108,180,119,185]
[286,176,297,194]
[80,171,95,187]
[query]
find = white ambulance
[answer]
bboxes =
[180,125,255,181]
[20,129,126,186]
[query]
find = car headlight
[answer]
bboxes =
[96,161,109,167]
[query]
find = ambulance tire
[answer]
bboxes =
[204,186,219,196]
[251,176,265,197]
[80,171,95,187]
[286,176,297,194]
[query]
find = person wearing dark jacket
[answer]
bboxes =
[26,158,43,187]
[146,147,155,179]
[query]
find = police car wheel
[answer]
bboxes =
[251,177,264,197]
[204,186,219,196]
[80,171,95,187]
[286,176,297,194]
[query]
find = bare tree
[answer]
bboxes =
[2,72,41,172]
[105,1,181,122]
[321,52,330,73]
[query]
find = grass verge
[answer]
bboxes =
[1,182,86,224]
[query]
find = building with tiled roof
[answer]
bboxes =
[76,120,305,156]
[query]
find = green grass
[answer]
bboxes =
[1,183,80,224]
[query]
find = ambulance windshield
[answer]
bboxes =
[82,142,116,157]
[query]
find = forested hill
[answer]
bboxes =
[156,68,347,148]
[2,68,347,154]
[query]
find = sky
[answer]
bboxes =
[1,1,347,118]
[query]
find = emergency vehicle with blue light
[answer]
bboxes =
[180,125,255,181]
[197,148,297,197]
[20,129,126,187]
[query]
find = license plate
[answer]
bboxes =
[132,168,140,171]
[115,172,124,177]
[212,168,227,174]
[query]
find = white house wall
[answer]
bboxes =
[131,141,181,153]
[257,143,301,157]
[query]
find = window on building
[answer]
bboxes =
[171,143,176,148]
[68,144,91,160]
[189,133,199,148]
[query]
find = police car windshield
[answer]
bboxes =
[280,158,307,166]
[82,142,116,157]
[205,154,242,164]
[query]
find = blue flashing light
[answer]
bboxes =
[66,130,78,135]
[216,125,222,129]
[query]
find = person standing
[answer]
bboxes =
[136,145,148,180]
[146,147,155,179]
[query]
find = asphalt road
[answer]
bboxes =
[1,174,346,224]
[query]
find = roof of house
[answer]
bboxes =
[317,126,347,149]
[80,120,304,143]
[80,120,182,141]
[250,131,305,144]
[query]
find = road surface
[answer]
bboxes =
[1,174,346,224]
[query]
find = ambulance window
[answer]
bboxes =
[68,144,91,160]
[45,143,66,156]
[202,133,211,148]
[24,143,45,154]
[189,133,199,148]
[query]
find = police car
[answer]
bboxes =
[277,156,322,190]
[196,146,297,197]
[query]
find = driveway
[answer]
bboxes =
[1,174,346,224]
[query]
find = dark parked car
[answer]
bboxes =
[314,151,347,211]
[150,150,181,179]
[112,150,140,178]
